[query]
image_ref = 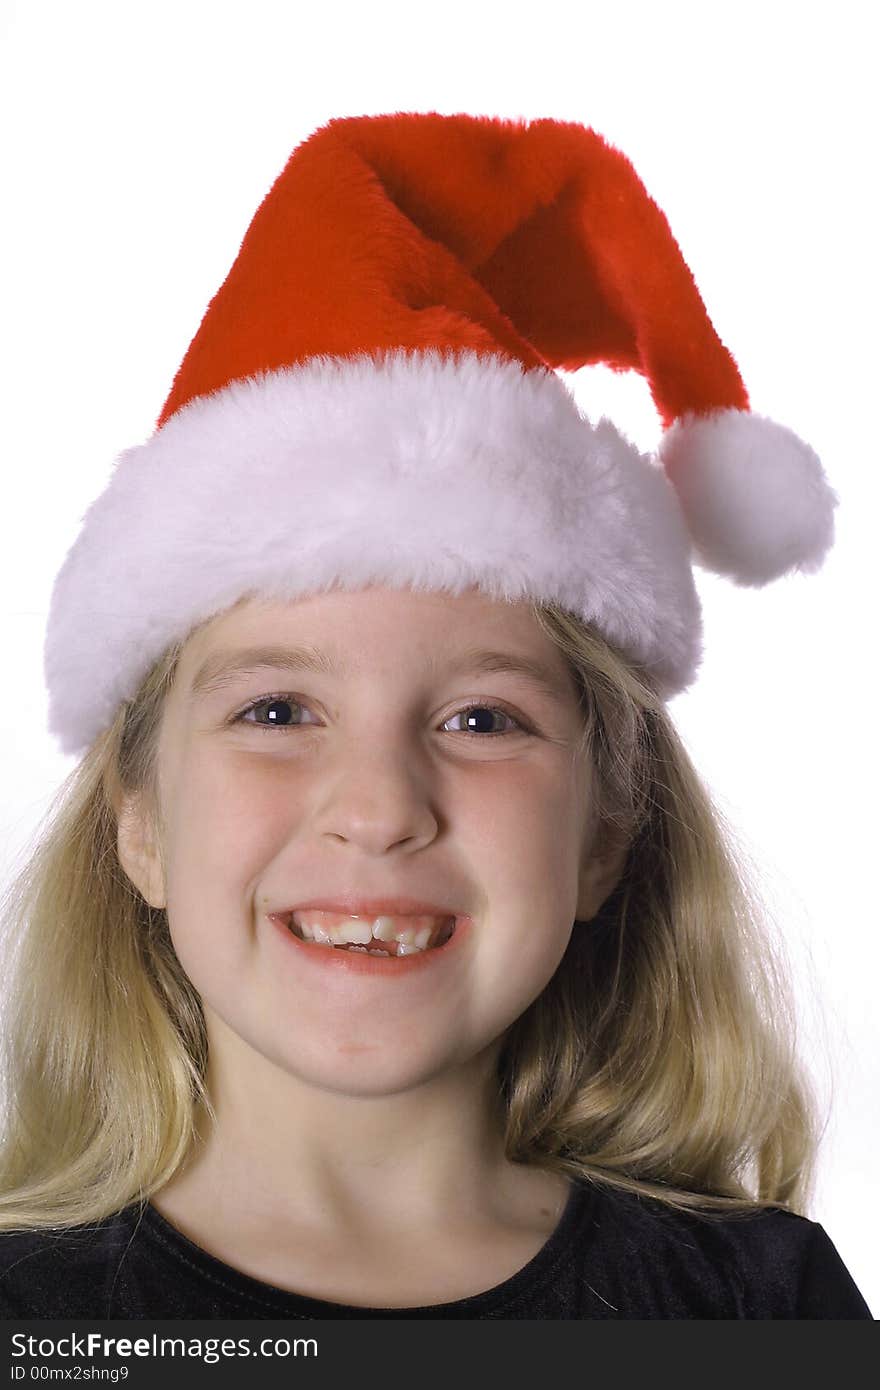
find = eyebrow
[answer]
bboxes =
[188,642,576,705]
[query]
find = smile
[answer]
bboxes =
[266,908,467,976]
[282,908,456,955]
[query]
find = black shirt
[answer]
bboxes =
[0,1179,872,1319]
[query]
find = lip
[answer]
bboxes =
[266,907,470,978]
[274,897,463,919]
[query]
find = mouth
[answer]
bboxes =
[273,908,457,957]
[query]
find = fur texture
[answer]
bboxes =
[660,409,837,584]
[44,351,703,756]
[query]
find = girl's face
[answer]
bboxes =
[121,586,621,1099]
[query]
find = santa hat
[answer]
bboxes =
[45,111,836,757]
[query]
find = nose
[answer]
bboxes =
[311,732,440,855]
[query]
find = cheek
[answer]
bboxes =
[162,751,304,916]
[465,760,587,916]
[461,767,584,1029]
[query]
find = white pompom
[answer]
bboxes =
[659,408,838,585]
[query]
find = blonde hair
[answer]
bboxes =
[0,601,817,1231]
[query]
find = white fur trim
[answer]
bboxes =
[660,407,837,585]
[45,350,703,756]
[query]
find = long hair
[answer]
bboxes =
[0,602,818,1231]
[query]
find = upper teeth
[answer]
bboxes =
[290,910,452,953]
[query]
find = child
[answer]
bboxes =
[0,112,871,1319]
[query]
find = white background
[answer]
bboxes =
[1,0,877,1313]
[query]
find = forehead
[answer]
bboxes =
[178,587,580,701]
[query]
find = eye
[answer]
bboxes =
[442,705,525,736]
[233,695,317,730]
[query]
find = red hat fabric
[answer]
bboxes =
[44,112,837,756]
[157,112,750,430]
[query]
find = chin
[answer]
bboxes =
[285,1054,462,1100]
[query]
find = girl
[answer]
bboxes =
[0,111,871,1319]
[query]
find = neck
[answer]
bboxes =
[155,1009,533,1243]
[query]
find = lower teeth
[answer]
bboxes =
[338,944,422,956]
